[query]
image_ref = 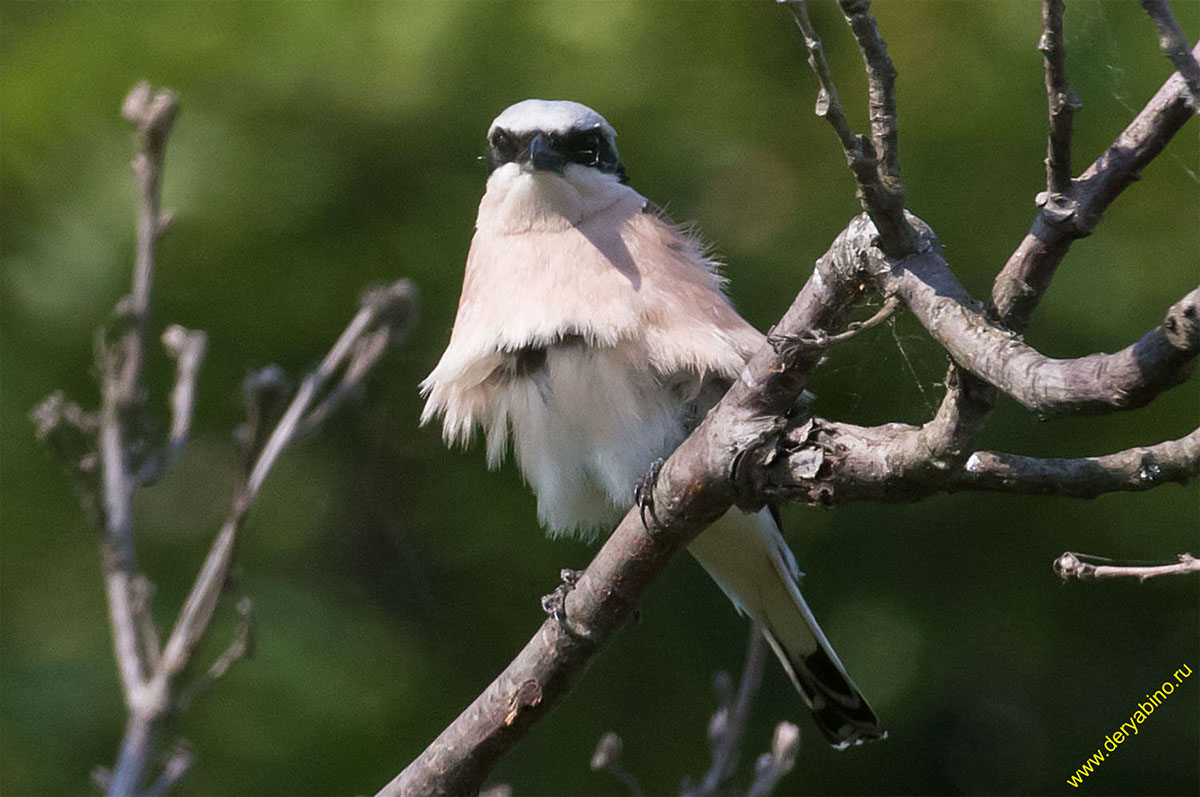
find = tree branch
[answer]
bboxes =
[1055,551,1200,582]
[782,0,916,258]
[956,428,1200,497]
[32,81,418,796]
[993,39,1200,329]
[741,417,1198,507]
[745,722,800,797]
[1040,0,1081,198]
[686,624,769,797]
[159,325,206,474]
[1140,0,1200,103]
[869,220,1199,416]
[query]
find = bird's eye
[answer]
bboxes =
[490,128,517,161]
[566,131,602,167]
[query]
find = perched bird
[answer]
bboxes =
[421,99,883,748]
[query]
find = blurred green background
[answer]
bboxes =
[2,1,1197,795]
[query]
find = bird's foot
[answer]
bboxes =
[541,568,584,628]
[635,457,665,530]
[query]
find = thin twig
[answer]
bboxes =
[1140,0,1200,104]
[161,325,207,470]
[837,0,901,182]
[993,39,1200,329]
[782,0,915,258]
[589,733,642,796]
[688,624,770,796]
[36,81,420,797]
[102,81,179,797]
[769,295,900,353]
[745,722,800,797]
[150,278,416,697]
[1055,552,1200,582]
[956,427,1200,497]
[1040,0,1081,198]
[175,597,255,711]
[141,741,195,797]
[130,575,162,671]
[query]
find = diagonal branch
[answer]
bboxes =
[1140,0,1200,103]
[994,39,1200,330]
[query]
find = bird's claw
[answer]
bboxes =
[541,568,584,629]
[635,457,665,530]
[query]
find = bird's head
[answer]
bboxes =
[479,99,633,233]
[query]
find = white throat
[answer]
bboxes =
[478,162,634,235]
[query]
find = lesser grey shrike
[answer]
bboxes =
[421,99,883,748]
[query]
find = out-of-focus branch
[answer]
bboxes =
[1141,0,1200,103]
[149,278,417,714]
[32,81,417,796]
[745,723,800,797]
[1055,551,1200,582]
[1040,0,1081,198]
[588,733,642,796]
[175,597,255,711]
[160,325,206,472]
[685,624,769,797]
[99,82,180,797]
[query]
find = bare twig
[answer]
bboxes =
[837,0,901,182]
[175,597,255,711]
[866,218,1200,416]
[236,365,291,471]
[994,39,1200,329]
[130,575,162,671]
[160,325,207,471]
[589,733,642,796]
[769,294,900,353]
[956,428,1200,497]
[101,81,179,797]
[32,81,418,796]
[1040,0,1081,198]
[1140,0,1200,104]
[148,278,416,710]
[30,392,103,526]
[745,722,800,797]
[686,624,770,796]
[782,0,916,258]
[142,741,195,797]
[1055,552,1200,582]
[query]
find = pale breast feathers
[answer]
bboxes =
[420,193,764,532]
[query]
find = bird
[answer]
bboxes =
[420,98,884,748]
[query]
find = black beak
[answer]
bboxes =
[528,132,568,174]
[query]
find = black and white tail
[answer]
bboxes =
[687,508,885,748]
